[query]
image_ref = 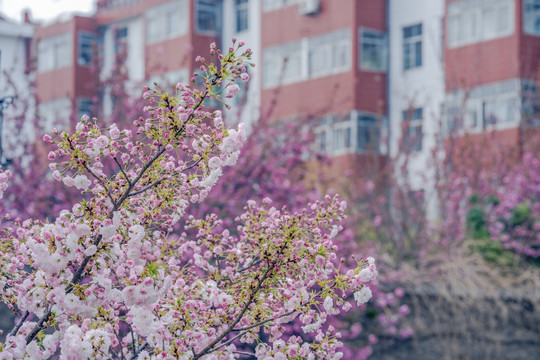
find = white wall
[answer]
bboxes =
[0,19,34,159]
[101,16,145,116]
[389,0,445,181]
[221,0,261,128]
[389,0,445,216]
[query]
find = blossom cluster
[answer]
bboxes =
[0,169,9,199]
[0,41,374,359]
[482,153,540,257]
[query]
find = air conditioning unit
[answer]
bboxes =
[299,0,320,16]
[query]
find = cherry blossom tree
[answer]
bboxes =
[0,41,376,359]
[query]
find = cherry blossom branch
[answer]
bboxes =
[7,310,28,336]
[25,305,53,343]
[210,278,332,354]
[193,264,274,359]
[127,179,164,198]
[23,74,220,346]
[129,342,148,360]
[82,162,116,205]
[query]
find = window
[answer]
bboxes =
[318,131,327,153]
[38,98,71,131]
[446,107,463,134]
[402,108,423,152]
[357,116,379,152]
[147,68,189,90]
[360,28,387,72]
[114,26,128,54]
[447,0,514,47]
[332,127,351,152]
[524,0,540,35]
[482,98,517,127]
[263,41,303,87]
[263,29,350,88]
[235,0,248,33]
[146,0,188,44]
[197,0,220,33]
[308,29,350,78]
[78,98,93,121]
[37,33,72,73]
[403,24,422,70]
[78,32,95,66]
[316,112,380,155]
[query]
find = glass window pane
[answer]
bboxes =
[415,41,422,67]
[198,0,219,33]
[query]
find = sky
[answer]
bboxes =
[1,0,94,23]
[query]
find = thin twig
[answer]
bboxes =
[82,162,116,206]
[127,179,164,197]
[237,259,262,273]
[114,156,132,186]
[232,351,256,357]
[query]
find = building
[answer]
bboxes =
[20,0,540,193]
[444,0,540,143]
[32,0,224,130]
[261,0,387,156]
[34,15,97,131]
[0,12,33,161]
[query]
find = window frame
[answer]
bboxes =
[77,98,93,122]
[146,0,188,44]
[37,33,73,73]
[78,31,95,66]
[402,23,423,71]
[356,115,379,152]
[263,40,304,88]
[307,29,351,78]
[524,0,540,35]
[235,0,249,33]
[402,108,423,152]
[196,0,220,34]
[447,0,514,48]
[481,95,518,128]
[263,29,351,88]
[315,113,380,155]
[114,26,129,54]
[359,28,387,72]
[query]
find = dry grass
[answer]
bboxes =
[390,243,540,359]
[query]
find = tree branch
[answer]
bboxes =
[194,264,274,359]
[129,341,148,360]
[114,156,132,186]
[82,162,116,206]
[127,179,164,198]
[8,310,29,337]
